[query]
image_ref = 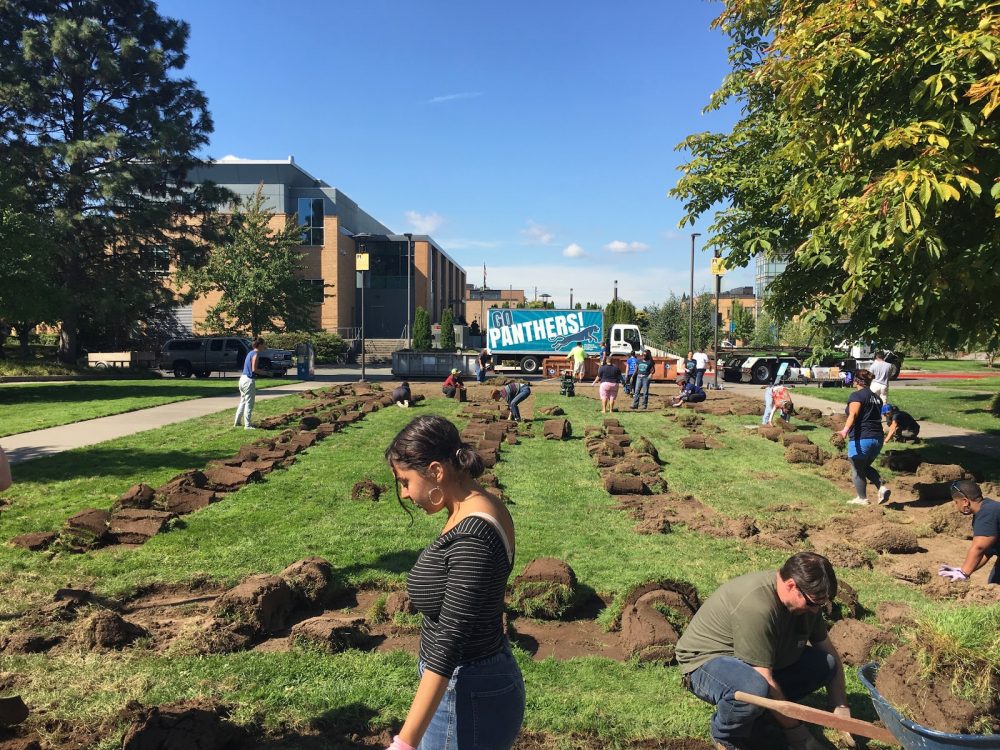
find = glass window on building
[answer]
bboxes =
[754,253,789,298]
[143,246,170,276]
[298,198,324,246]
[306,279,326,304]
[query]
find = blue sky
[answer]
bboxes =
[158,0,753,307]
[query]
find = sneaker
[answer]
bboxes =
[847,497,869,505]
[244,425,255,430]
[878,486,891,504]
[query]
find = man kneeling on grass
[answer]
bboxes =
[676,552,851,750]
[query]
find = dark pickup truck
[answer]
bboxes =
[158,337,293,378]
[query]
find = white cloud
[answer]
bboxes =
[604,240,650,254]
[562,243,586,258]
[521,221,555,245]
[427,91,483,104]
[404,211,445,234]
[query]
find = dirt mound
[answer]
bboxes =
[121,700,245,749]
[875,601,916,627]
[78,610,147,650]
[680,435,709,450]
[822,414,847,432]
[604,474,648,495]
[875,647,995,735]
[60,508,110,550]
[290,614,368,652]
[916,463,970,483]
[828,619,894,666]
[879,450,924,473]
[508,558,577,619]
[885,559,931,585]
[8,532,57,551]
[781,433,811,447]
[631,436,660,463]
[537,406,564,416]
[785,445,824,464]
[856,523,920,553]
[619,581,700,664]
[350,479,386,502]
[756,426,781,442]
[115,483,157,511]
[816,543,872,570]
[828,432,846,450]
[819,457,852,482]
[279,557,338,608]
[200,575,293,652]
[691,393,760,416]
[928,506,970,537]
[795,407,825,423]
[385,590,415,617]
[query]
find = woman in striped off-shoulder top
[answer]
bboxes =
[383,415,524,750]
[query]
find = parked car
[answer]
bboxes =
[158,337,293,378]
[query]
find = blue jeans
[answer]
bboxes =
[695,369,706,388]
[847,437,883,498]
[631,374,651,409]
[688,649,836,748]
[508,385,530,421]
[418,646,525,750]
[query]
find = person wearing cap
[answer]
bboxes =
[939,480,1000,585]
[491,380,531,422]
[676,552,851,750]
[441,368,465,398]
[882,403,920,442]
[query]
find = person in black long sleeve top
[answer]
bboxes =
[382,415,524,750]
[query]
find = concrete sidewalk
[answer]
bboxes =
[726,383,1000,459]
[1,372,386,465]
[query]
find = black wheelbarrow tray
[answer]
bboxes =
[859,662,1000,749]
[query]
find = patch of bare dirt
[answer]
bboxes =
[827,619,894,666]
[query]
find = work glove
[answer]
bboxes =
[833,706,857,748]
[783,723,826,750]
[386,735,414,750]
[938,565,968,581]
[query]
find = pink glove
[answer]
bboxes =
[938,565,968,581]
[387,736,415,750]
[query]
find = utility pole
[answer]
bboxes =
[689,232,701,353]
[613,280,618,302]
[569,287,573,309]
[404,232,413,348]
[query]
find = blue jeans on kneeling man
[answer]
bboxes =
[687,648,836,749]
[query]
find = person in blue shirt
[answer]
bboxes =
[624,352,638,395]
[939,480,1000,585]
[234,338,266,429]
[630,350,656,409]
[671,378,707,407]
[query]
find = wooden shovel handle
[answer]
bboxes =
[733,690,898,745]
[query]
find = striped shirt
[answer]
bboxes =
[407,516,514,677]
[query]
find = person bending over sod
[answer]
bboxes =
[676,552,851,750]
[492,381,531,422]
[938,480,999,585]
[671,377,706,407]
[383,415,523,750]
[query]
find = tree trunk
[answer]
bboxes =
[14,323,36,360]
[59,307,79,365]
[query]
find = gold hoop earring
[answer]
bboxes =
[428,486,445,508]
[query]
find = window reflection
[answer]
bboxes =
[298,198,324,245]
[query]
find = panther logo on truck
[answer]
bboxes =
[551,324,601,351]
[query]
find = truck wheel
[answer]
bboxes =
[194,370,210,378]
[520,356,540,374]
[174,361,193,379]
[722,369,742,382]
[750,362,774,385]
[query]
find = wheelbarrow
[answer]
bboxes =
[859,662,1000,749]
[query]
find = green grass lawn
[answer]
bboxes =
[803,386,1000,435]
[903,358,1000,373]
[0,378,293,437]
[0,389,983,746]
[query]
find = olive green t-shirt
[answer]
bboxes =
[675,571,828,674]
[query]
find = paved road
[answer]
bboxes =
[1,366,393,465]
[724,382,1000,459]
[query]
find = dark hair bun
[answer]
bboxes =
[454,443,485,478]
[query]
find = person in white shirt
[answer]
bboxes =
[692,349,710,388]
[868,353,893,402]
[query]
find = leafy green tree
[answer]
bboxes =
[439,308,456,350]
[412,307,432,351]
[671,0,1000,350]
[604,299,638,339]
[643,294,685,351]
[730,300,755,343]
[751,311,780,348]
[0,0,229,362]
[181,185,321,338]
[693,294,720,351]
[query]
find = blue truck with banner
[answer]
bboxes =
[486,308,643,374]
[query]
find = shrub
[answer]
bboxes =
[412,308,432,351]
[263,331,348,364]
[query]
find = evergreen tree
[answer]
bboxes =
[439,308,456,351]
[180,185,321,338]
[729,301,755,343]
[0,0,228,361]
[412,307,432,351]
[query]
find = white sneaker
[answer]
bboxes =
[244,425,255,430]
[878,486,891,504]
[847,497,869,505]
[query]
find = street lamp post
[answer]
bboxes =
[539,293,552,309]
[569,287,573,309]
[613,280,618,302]
[404,232,413,349]
[689,232,701,353]
[714,246,721,389]
[354,234,371,382]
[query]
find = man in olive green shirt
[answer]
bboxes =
[675,552,851,750]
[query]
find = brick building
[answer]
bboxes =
[178,157,465,338]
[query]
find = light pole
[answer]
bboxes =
[689,232,701,353]
[714,246,721,389]
[404,232,413,349]
[355,234,371,381]
[613,280,618,302]
[539,293,552,309]
[569,287,573,309]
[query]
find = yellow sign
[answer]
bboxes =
[356,252,370,271]
[710,257,726,276]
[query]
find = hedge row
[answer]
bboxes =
[262,331,350,364]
